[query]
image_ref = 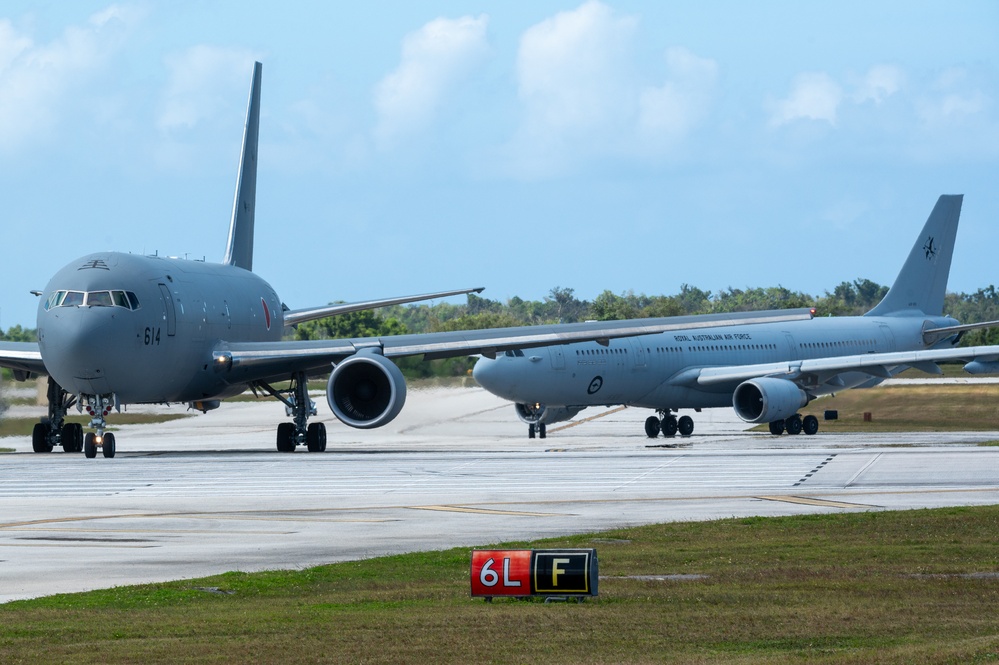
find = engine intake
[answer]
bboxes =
[327,349,407,429]
[514,403,584,425]
[732,377,808,424]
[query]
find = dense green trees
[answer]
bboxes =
[5,280,999,380]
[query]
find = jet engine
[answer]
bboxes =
[514,402,584,425]
[732,377,808,424]
[327,349,407,429]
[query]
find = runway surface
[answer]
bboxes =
[2,384,998,603]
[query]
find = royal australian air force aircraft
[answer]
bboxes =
[474,194,999,439]
[0,62,815,459]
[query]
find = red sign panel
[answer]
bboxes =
[470,550,532,597]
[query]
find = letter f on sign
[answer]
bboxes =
[552,558,570,587]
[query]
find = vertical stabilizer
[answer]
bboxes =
[866,194,963,317]
[222,61,262,271]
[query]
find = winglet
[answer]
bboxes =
[865,194,963,317]
[223,61,262,271]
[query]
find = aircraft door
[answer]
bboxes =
[630,338,647,369]
[548,345,565,370]
[157,283,177,337]
[783,332,798,360]
[878,324,896,352]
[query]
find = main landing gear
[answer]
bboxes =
[254,371,327,453]
[31,377,84,454]
[644,410,694,438]
[768,414,819,436]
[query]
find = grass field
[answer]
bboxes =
[1,506,997,664]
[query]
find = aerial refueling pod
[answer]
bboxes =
[732,377,808,424]
[327,348,407,429]
[514,402,584,426]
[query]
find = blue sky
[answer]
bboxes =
[1,1,997,328]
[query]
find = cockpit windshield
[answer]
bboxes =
[44,290,141,311]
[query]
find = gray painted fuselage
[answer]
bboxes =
[473,314,958,411]
[38,252,281,404]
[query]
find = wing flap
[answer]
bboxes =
[696,345,999,387]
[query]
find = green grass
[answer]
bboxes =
[1,506,998,663]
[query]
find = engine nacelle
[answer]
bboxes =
[964,360,999,375]
[732,377,808,424]
[327,349,407,429]
[514,403,584,426]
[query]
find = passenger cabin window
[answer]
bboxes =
[44,289,141,311]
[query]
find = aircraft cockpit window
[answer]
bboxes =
[86,291,114,307]
[61,291,85,307]
[503,349,526,358]
[44,289,141,310]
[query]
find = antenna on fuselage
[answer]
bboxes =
[222,61,262,272]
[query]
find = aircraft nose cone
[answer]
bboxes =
[471,356,498,390]
[39,307,115,393]
[472,355,520,401]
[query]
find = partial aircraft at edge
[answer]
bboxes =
[473,195,999,439]
[0,62,813,458]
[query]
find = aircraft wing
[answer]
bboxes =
[692,344,999,388]
[217,308,814,383]
[0,342,46,380]
[283,287,485,327]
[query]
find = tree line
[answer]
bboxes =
[5,280,999,379]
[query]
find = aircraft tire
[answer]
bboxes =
[802,415,819,435]
[785,415,803,435]
[102,432,116,458]
[678,415,694,437]
[768,420,785,436]
[662,416,678,437]
[644,416,661,438]
[538,423,547,439]
[61,423,82,453]
[307,423,327,453]
[32,423,53,453]
[528,424,536,439]
[84,433,97,458]
[276,423,296,452]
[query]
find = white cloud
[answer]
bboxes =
[852,64,904,105]
[769,72,843,126]
[638,47,718,147]
[372,15,489,149]
[0,6,138,153]
[158,46,262,132]
[917,67,987,125]
[504,1,718,178]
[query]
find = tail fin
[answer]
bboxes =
[865,194,963,317]
[222,61,262,271]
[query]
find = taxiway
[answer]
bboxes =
[2,384,997,603]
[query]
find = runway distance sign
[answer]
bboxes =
[470,549,598,599]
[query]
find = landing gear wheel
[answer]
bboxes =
[84,433,97,458]
[276,422,296,452]
[307,422,327,452]
[528,424,536,439]
[32,423,53,453]
[538,423,547,439]
[677,415,694,437]
[61,423,83,453]
[644,416,661,438]
[768,420,785,436]
[102,432,116,458]
[785,415,803,435]
[662,416,678,437]
[802,415,819,436]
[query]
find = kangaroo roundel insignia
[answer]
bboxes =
[587,376,603,395]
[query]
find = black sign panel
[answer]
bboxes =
[531,550,596,595]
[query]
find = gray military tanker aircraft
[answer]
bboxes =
[474,194,999,439]
[0,62,812,458]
